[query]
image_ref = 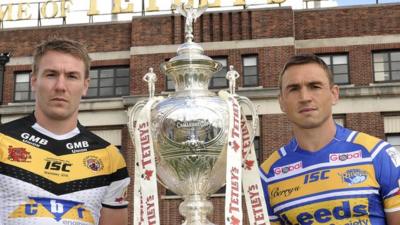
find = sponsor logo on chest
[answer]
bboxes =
[66,141,89,153]
[274,161,303,176]
[280,200,369,225]
[21,132,48,147]
[329,150,362,163]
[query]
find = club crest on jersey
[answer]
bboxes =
[329,150,362,162]
[83,156,104,171]
[338,169,368,186]
[9,197,94,224]
[7,146,32,162]
[273,161,302,176]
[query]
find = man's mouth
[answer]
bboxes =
[299,107,316,113]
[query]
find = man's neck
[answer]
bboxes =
[34,111,78,135]
[293,119,337,152]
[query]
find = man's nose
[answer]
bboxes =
[54,75,67,91]
[299,88,312,101]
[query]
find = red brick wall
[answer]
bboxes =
[131,8,294,47]
[294,4,400,40]
[0,23,131,56]
[345,112,385,139]
[261,114,293,159]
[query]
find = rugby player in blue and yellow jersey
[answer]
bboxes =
[260,54,400,225]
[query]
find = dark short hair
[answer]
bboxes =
[278,54,333,91]
[32,37,91,78]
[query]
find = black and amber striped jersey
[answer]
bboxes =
[260,124,400,225]
[0,114,130,225]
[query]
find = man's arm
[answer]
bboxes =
[386,211,400,225]
[99,207,128,225]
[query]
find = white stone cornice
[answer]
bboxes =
[130,37,295,55]
[296,34,400,49]
[89,50,130,61]
[7,51,130,66]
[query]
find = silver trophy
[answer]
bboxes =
[129,2,258,225]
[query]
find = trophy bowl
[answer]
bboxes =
[150,54,227,224]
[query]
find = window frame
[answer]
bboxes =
[209,56,228,89]
[14,71,35,102]
[165,75,175,91]
[372,50,400,83]
[318,53,350,85]
[85,66,130,99]
[242,54,259,87]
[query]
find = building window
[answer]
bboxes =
[243,55,258,87]
[253,136,262,164]
[14,72,35,102]
[209,57,228,89]
[166,76,174,91]
[86,66,130,98]
[387,135,400,152]
[319,54,349,84]
[373,51,400,82]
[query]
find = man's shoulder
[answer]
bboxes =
[0,115,32,133]
[77,125,112,147]
[347,130,386,153]
[260,146,289,175]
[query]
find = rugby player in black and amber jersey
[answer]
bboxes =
[0,38,130,225]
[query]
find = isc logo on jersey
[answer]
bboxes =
[274,161,302,176]
[329,150,362,163]
[281,200,369,225]
[9,197,94,224]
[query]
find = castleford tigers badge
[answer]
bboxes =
[83,156,104,171]
[7,146,32,162]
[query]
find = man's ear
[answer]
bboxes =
[82,77,90,96]
[31,73,37,92]
[278,94,286,113]
[331,85,339,105]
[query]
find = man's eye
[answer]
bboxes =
[68,74,79,79]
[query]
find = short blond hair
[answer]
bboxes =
[32,37,91,78]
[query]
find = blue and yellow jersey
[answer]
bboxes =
[260,124,400,225]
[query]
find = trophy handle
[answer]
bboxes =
[236,96,259,144]
[127,100,148,141]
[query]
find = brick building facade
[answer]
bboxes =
[0,2,399,225]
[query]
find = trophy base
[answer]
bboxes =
[179,195,216,225]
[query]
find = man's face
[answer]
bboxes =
[31,50,89,122]
[279,63,339,130]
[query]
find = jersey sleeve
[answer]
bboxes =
[372,142,400,213]
[260,152,284,225]
[102,146,131,208]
